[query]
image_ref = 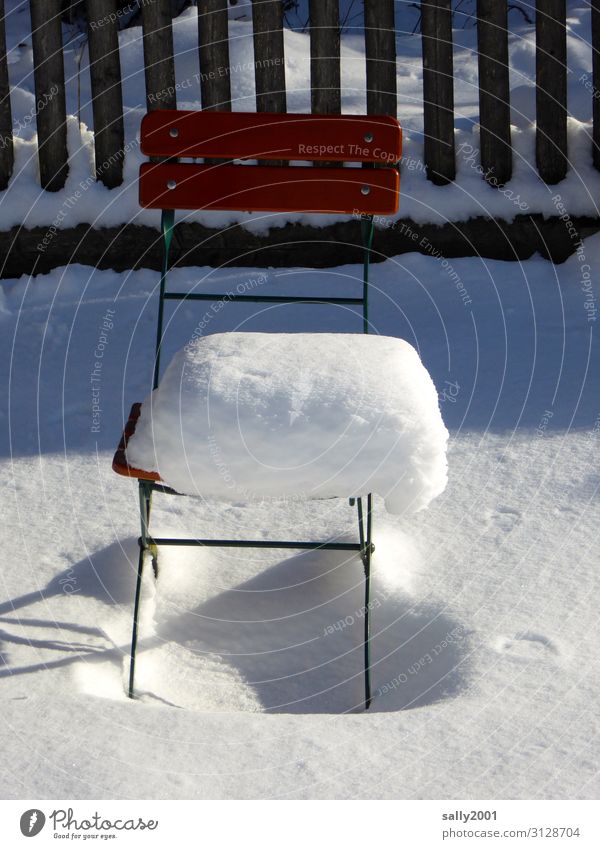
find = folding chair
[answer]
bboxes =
[113,110,402,710]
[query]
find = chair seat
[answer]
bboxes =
[115,332,448,515]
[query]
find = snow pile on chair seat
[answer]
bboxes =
[125,332,449,514]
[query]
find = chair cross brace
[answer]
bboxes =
[130,479,374,710]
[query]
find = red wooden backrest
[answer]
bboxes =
[139,110,402,215]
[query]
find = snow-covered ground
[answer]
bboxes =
[1,229,599,798]
[1,0,599,805]
[1,1,600,233]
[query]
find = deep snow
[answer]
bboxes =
[0,233,599,799]
[0,0,599,805]
[125,331,448,513]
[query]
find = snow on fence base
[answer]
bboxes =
[125,332,449,515]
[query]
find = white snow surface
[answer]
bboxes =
[125,332,449,513]
[1,236,599,799]
[1,0,600,809]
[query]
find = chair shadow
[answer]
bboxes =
[0,537,140,619]
[155,545,471,714]
[0,538,471,714]
[0,539,141,678]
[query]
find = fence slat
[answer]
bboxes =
[251,0,286,113]
[309,0,340,115]
[86,0,124,188]
[141,0,176,111]
[364,0,396,117]
[536,0,567,184]
[592,0,600,170]
[0,0,13,189]
[477,0,511,185]
[198,0,231,111]
[30,0,68,191]
[421,0,455,184]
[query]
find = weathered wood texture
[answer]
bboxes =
[536,0,567,184]
[0,0,13,189]
[198,0,231,110]
[592,0,600,170]
[252,0,286,113]
[364,0,397,117]
[141,0,176,110]
[30,0,68,191]
[421,0,455,184]
[477,0,511,185]
[87,0,125,187]
[309,0,340,115]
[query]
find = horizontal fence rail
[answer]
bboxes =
[0,2,596,197]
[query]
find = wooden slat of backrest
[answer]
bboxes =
[140,111,402,162]
[139,162,399,214]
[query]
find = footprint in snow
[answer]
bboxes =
[495,631,559,660]
[484,506,522,534]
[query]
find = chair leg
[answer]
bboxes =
[357,494,374,710]
[142,482,158,578]
[128,480,153,699]
[128,540,145,699]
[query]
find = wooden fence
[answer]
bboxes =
[0,1,597,194]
